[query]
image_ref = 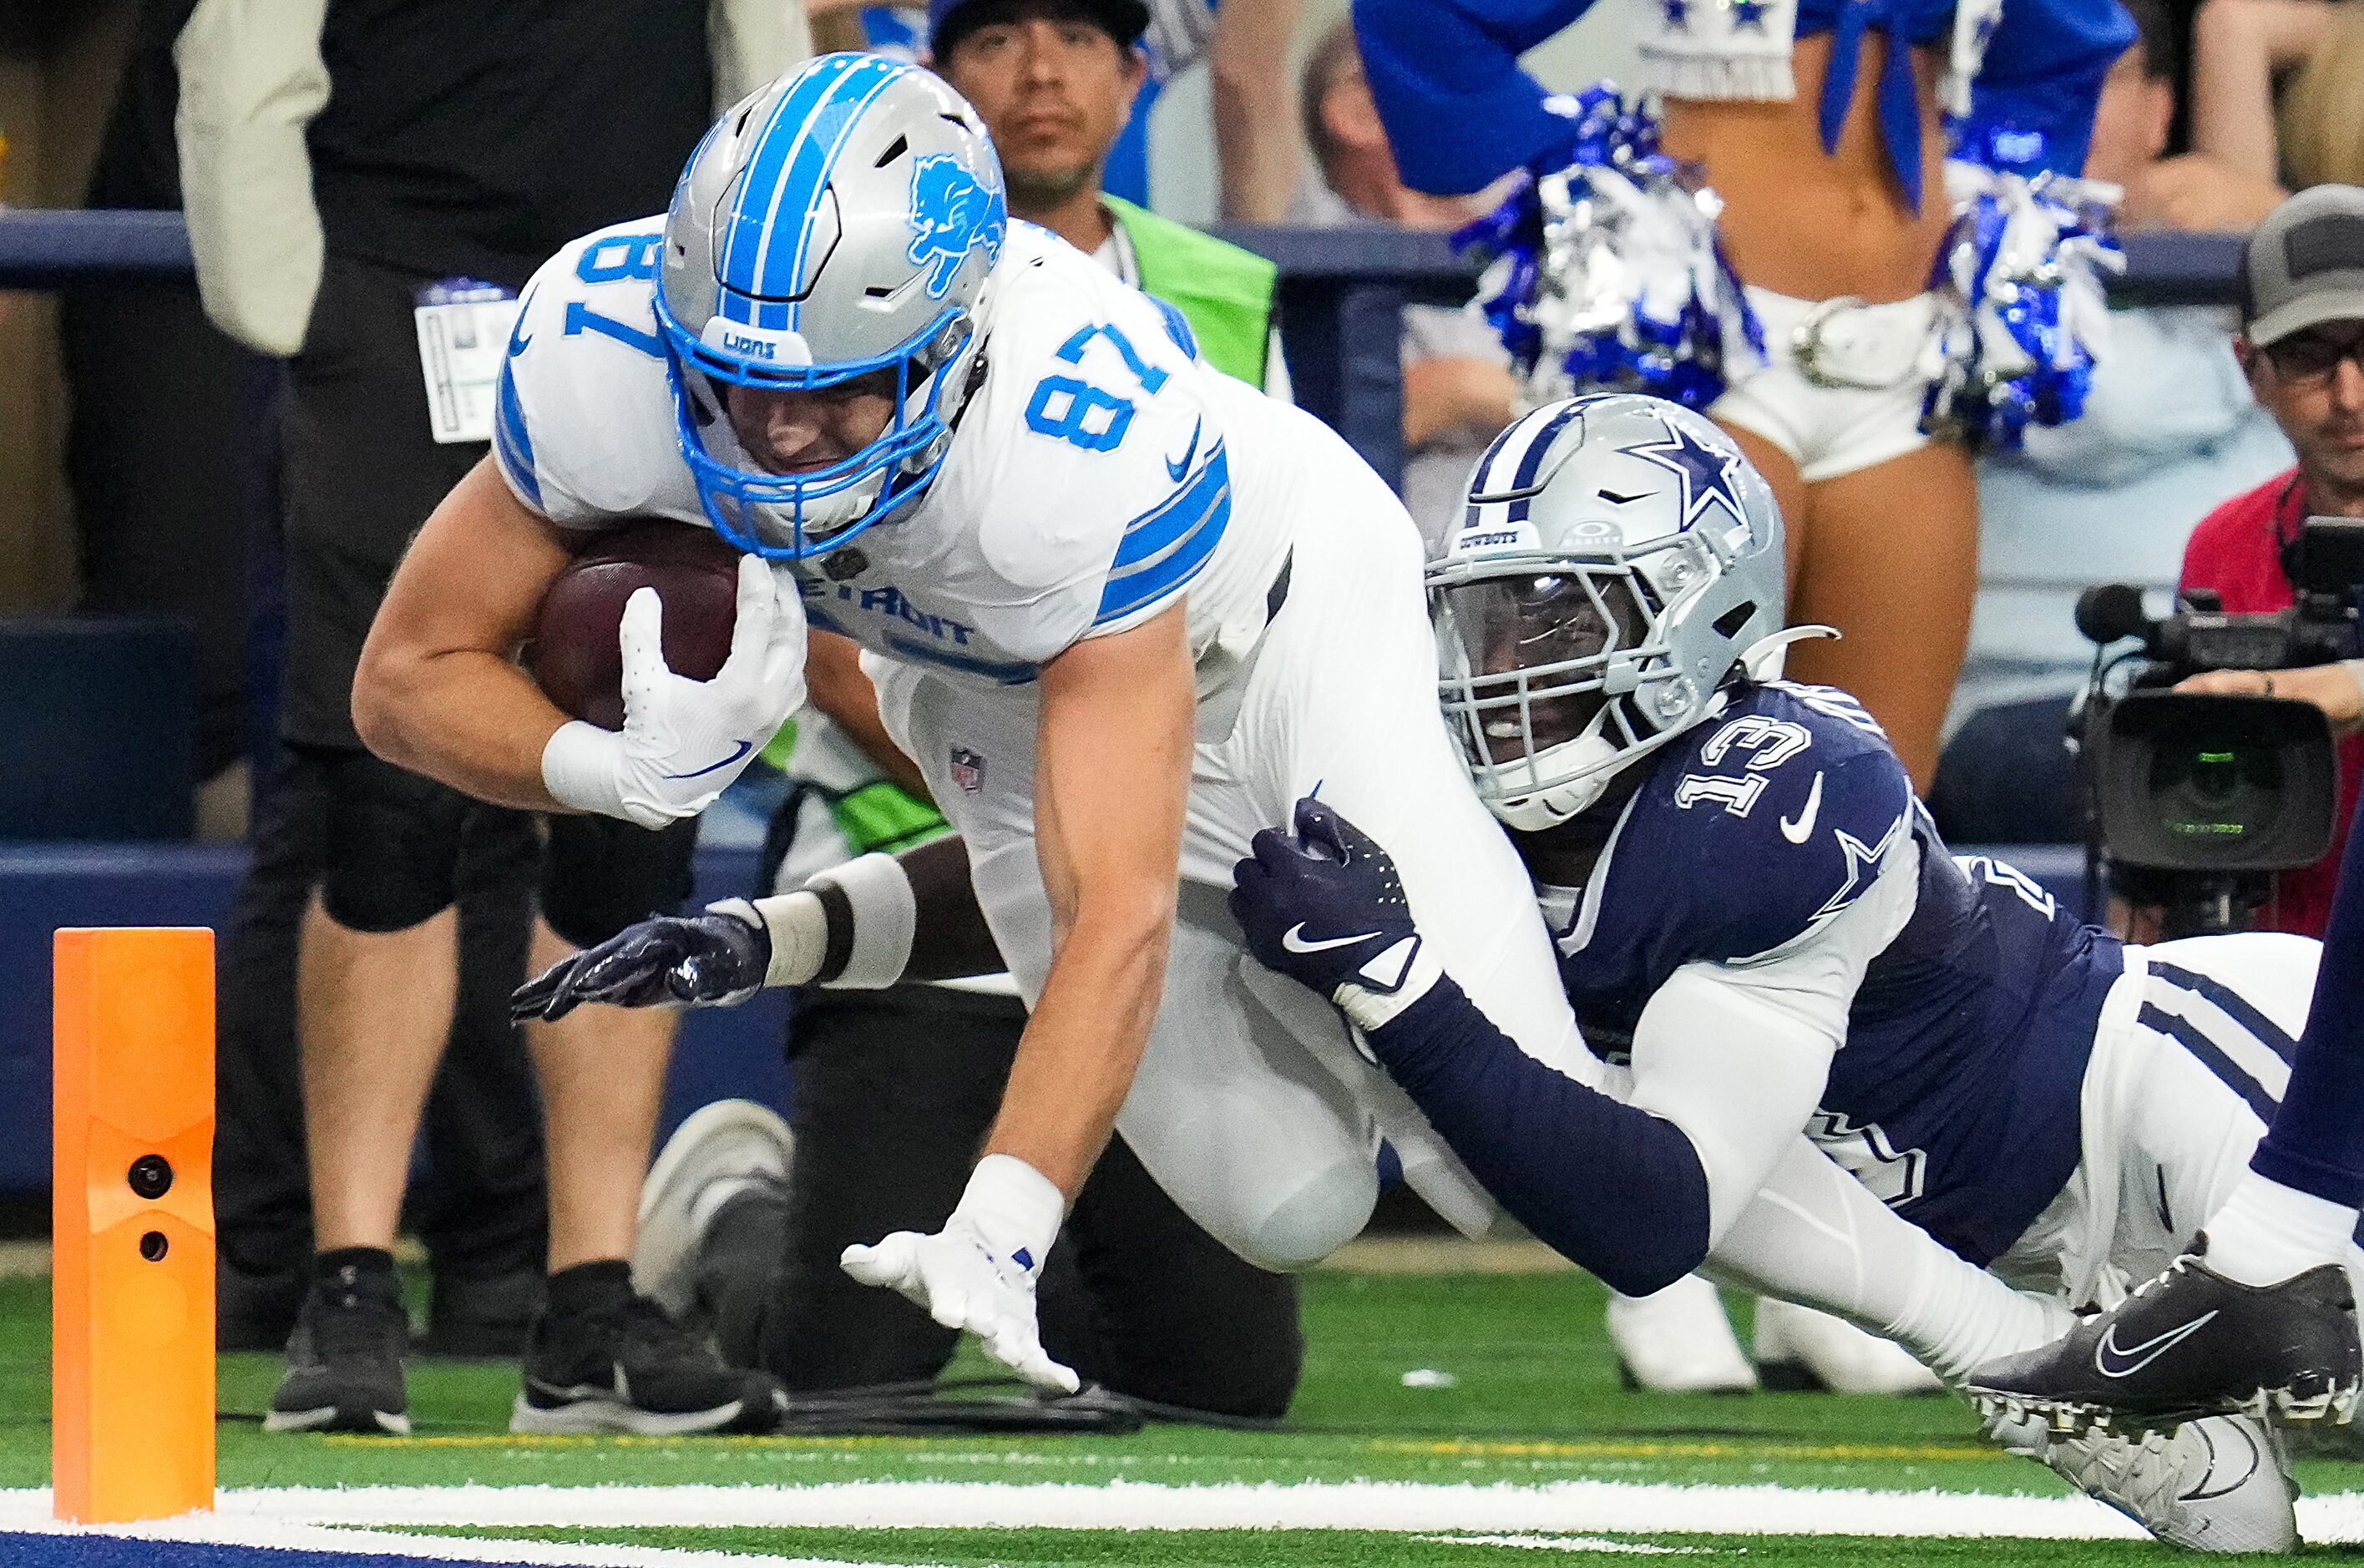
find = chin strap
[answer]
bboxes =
[1737,624,1839,683]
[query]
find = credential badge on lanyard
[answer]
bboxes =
[414,279,524,444]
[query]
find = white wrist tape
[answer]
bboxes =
[540,721,630,821]
[708,893,831,989]
[805,852,918,989]
[1334,939,1445,1034]
[955,1153,1067,1270]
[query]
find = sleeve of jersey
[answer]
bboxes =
[1360,980,1714,1297]
[1962,0,2135,178]
[1687,744,1919,964]
[1352,0,1595,194]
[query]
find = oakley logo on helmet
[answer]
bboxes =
[908,154,1002,300]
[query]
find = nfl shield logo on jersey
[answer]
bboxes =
[949,746,987,794]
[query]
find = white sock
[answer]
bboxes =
[1884,1252,2077,1387]
[2199,1172,2360,1287]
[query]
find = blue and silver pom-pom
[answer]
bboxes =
[1455,82,1763,414]
[1921,125,2123,449]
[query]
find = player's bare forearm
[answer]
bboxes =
[352,458,577,812]
[984,608,1194,1195]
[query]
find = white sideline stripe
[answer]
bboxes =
[9,1483,2364,1545]
[1414,1535,1710,1554]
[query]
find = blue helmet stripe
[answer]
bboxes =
[1505,400,1587,523]
[773,58,904,331]
[716,63,844,326]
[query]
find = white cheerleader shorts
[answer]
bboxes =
[1710,286,1941,484]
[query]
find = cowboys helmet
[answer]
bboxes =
[657,53,1006,558]
[1429,393,1786,831]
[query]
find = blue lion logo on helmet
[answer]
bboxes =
[907,154,1004,299]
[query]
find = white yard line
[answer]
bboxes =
[11,1480,2364,1546]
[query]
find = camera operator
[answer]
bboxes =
[2174,185,2364,936]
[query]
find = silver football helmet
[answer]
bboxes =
[1430,393,1787,831]
[656,53,1006,558]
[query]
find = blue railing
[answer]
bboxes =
[0,208,2250,488]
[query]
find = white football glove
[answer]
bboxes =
[542,553,806,829]
[841,1154,1079,1393]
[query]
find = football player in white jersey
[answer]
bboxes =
[358,51,1600,1392]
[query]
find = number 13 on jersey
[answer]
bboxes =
[1025,321,1169,452]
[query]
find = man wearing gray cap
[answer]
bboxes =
[2160,184,2364,942]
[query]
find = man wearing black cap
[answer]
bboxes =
[926,0,1287,395]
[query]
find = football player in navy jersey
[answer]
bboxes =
[1227,392,2356,1530]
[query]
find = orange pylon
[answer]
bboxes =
[52,927,215,1523]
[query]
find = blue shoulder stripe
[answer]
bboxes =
[494,362,541,508]
[1096,447,1231,625]
[1148,295,1197,361]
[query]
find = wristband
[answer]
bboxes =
[954,1153,1066,1276]
[1334,938,1445,1033]
[708,893,830,989]
[805,852,919,989]
[541,721,629,820]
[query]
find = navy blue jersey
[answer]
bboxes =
[1546,682,2124,1265]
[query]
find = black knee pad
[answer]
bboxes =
[307,746,471,933]
[539,812,699,949]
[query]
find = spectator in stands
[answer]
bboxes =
[174,0,806,1436]
[1936,0,2296,844]
[2167,184,2364,938]
[1293,18,1516,547]
[2129,0,2364,230]
[628,0,1303,1419]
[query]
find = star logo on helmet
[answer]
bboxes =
[1627,418,1747,533]
[907,154,1005,300]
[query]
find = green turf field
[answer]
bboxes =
[4,1264,2356,1562]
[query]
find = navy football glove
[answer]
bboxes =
[1231,797,1435,1019]
[509,910,769,1023]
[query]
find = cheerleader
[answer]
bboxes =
[1354,0,2134,787]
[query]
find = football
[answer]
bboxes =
[529,518,742,731]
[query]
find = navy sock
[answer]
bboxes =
[2252,788,2364,1206]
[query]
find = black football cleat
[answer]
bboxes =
[1966,1242,2361,1436]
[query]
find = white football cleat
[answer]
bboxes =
[1986,1408,2298,1553]
[1606,1274,1758,1393]
[634,1098,794,1321]
[1754,1297,1942,1394]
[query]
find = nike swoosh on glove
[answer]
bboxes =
[542,553,807,828]
[509,908,770,1023]
[841,1155,1078,1393]
[1231,796,1440,1029]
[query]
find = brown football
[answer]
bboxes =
[529,519,742,731]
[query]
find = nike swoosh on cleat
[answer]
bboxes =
[2180,1419,2263,1502]
[1779,771,1824,844]
[2093,1310,2221,1379]
[661,740,755,781]
[1166,418,1202,483]
[1281,923,1379,954]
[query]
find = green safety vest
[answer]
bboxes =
[772,205,1282,855]
[1103,195,1279,389]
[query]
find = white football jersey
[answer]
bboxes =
[494,217,1298,693]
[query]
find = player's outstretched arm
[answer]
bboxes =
[509,835,1005,1022]
[842,607,1196,1393]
